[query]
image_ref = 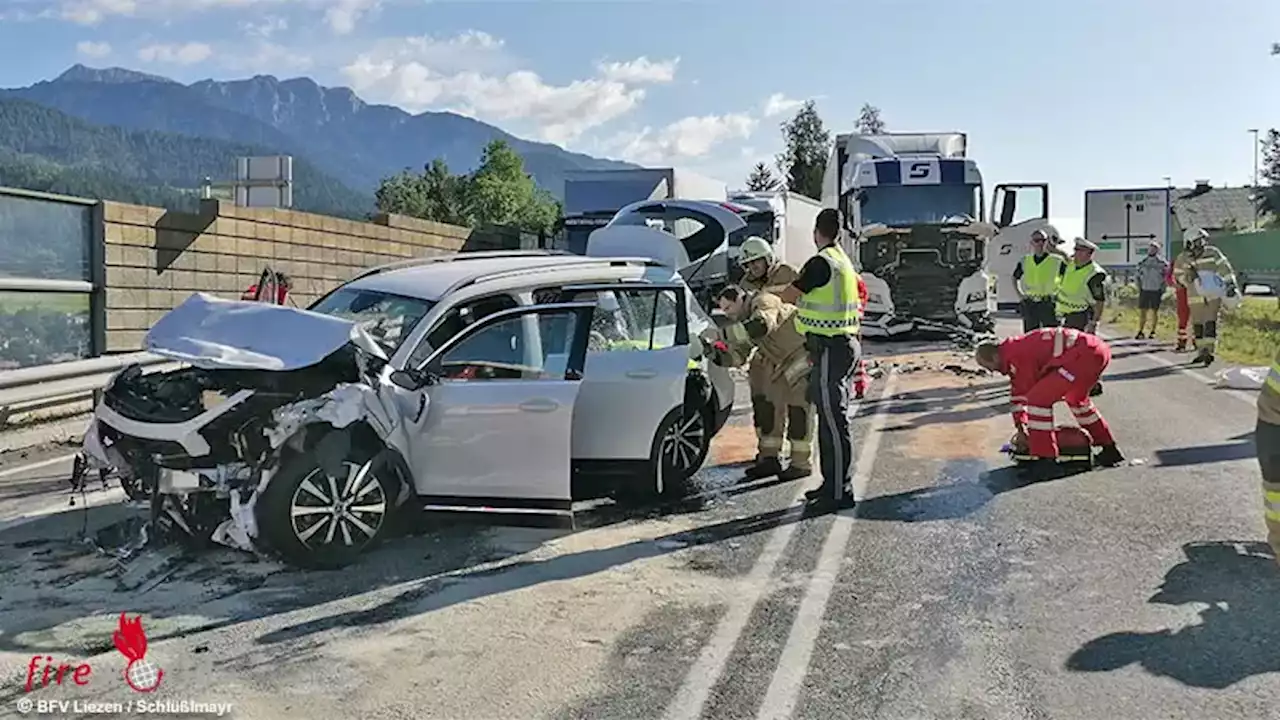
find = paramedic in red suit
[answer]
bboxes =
[852,274,870,399]
[1169,261,1192,351]
[974,327,1125,479]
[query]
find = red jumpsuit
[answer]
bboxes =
[853,275,870,397]
[1000,327,1115,458]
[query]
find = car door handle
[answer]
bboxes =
[519,399,560,413]
[626,369,658,379]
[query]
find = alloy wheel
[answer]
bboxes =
[661,408,707,475]
[289,460,388,549]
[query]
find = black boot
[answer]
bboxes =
[1095,444,1125,467]
[804,484,855,509]
[1135,331,1146,340]
[1089,383,1103,397]
[743,457,783,480]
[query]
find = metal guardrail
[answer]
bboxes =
[0,352,180,426]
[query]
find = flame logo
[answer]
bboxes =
[112,613,164,692]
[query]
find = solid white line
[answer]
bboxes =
[662,369,896,720]
[0,453,78,480]
[755,371,900,720]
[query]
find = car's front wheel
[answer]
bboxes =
[255,446,397,569]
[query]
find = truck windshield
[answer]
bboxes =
[858,184,979,227]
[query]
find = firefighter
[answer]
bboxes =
[852,272,870,399]
[1013,228,1066,332]
[1056,238,1107,396]
[777,208,861,509]
[735,236,801,474]
[974,327,1125,480]
[716,284,813,482]
[1257,346,1280,564]
[1173,227,1239,366]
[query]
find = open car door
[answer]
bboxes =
[554,282,690,464]
[391,302,595,528]
[989,183,1051,309]
[586,199,748,291]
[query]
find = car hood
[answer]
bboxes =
[144,292,387,371]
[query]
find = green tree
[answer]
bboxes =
[855,103,886,134]
[745,161,781,192]
[374,140,560,234]
[1254,129,1280,226]
[775,100,831,201]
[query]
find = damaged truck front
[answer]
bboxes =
[84,292,415,569]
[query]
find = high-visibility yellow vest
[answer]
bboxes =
[795,245,860,337]
[1020,254,1063,299]
[1056,261,1104,316]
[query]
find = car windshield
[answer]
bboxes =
[309,287,435,355]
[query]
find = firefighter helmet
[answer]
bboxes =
[738,236,773,265]
[1183,227,1209,247]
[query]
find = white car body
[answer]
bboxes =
[84,244,737,568]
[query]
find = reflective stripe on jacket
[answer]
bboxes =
[795,245,860,336]
[1020,254,1063,299]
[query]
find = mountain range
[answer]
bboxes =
[0,64,637,218]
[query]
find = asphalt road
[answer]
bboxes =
[0,319,1271,720]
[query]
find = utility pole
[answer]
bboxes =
[1249,128,1260,229]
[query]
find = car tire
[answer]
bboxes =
[255,445,397,570]
[650,395,713,500]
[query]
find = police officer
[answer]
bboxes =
[1056,238,1107,396]
[1013,229,1066,331]
[777,208,861,509]
[736,237,801,477]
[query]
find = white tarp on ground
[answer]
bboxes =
[144,293,364,371]
[1215,366,1269,390]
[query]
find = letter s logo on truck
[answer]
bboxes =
[999,243,1013,255]
[908,162,930,179]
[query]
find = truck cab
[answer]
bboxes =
[824,132,996,336]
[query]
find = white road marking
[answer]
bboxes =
[0,453,78,480]
[755,370,900,720]
[662,369,896,720]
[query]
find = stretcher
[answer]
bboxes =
[1003,426,1095,469]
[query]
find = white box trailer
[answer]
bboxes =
[1083,187,1174,267]
[726,190,824,271]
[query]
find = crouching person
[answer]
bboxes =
[974,327,1124,480]
[716,284,814,482]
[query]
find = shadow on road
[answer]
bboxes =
[1066,540,1280,689]
[1152,434,1257,468]
[1103,365,1181,382]
[856,461,1086,523]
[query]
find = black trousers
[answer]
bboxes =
[806,334,861,501]
[1060,309,1093,330]
[1020,298,1057,332]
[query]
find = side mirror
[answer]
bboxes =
[389,368,427,390]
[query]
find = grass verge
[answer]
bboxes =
[1106,285,1279,366]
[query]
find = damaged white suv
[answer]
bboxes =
[83,250,735,568]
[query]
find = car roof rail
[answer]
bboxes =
[352,249,576,281]
[439,256,665,298]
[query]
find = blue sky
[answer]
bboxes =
[1,0,1278,237]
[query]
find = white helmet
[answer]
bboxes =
[738,236,773,265]
[1183,227,1209,246]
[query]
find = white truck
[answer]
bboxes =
[822,132,1050,333]
[725,190,823,274]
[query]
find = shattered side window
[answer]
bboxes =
[309,288,434,355]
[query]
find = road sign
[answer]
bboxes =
[1083,188,1172,267]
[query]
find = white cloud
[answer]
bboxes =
[341,32,666,144]
[763,93,803,118]
[608,113,759,165]
[241,14,288,38]
[219,41,312,73]
[596,56,678,84]
[137,42,213,65]
[75,40,112,58]
[324,0,379,35]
